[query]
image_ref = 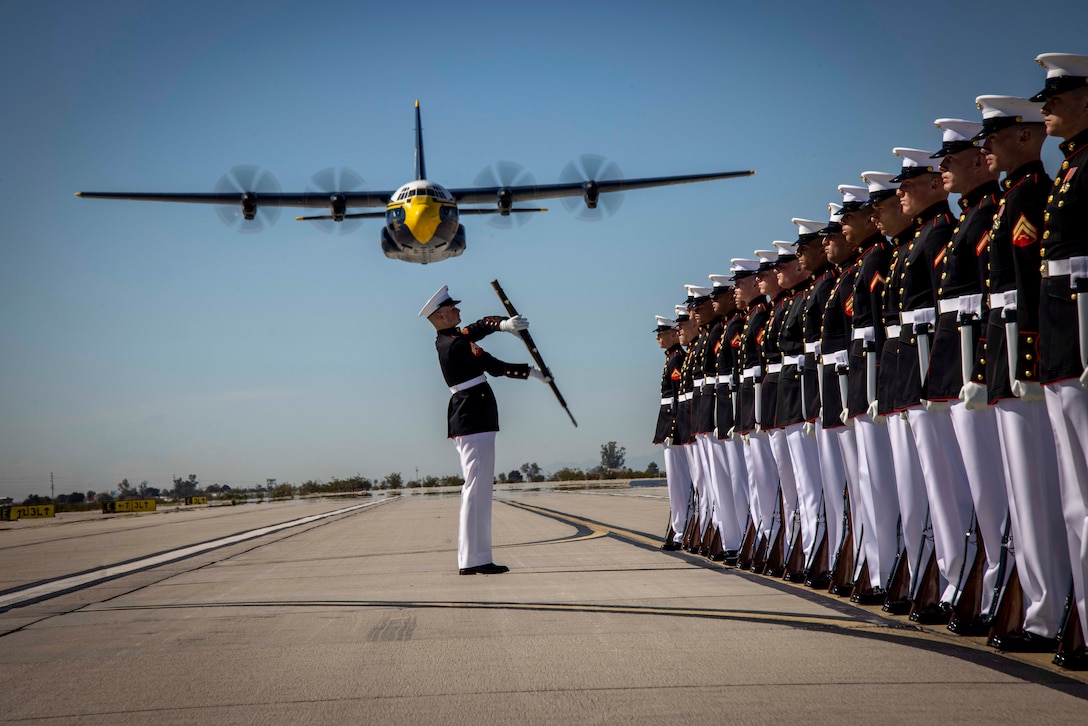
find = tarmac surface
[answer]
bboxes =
[1,485,1086,724]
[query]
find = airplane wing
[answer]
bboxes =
[75,191,394,209]
[447,170,755,206]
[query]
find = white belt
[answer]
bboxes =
[1041,256,1088,283]
[783,354,805,367]
[886,324,902,338]
[678,392,693,403]
[901,307,936,326]
[449,374,487,394]
[938,293,985,318]
[766,363,782,374]
[660,397,673,406]
[693,377,707,388]
[989,290,1017,310]
[852,326,875,342]
[805,341,820,355]
[821,349,850,367]
[717,374,736,386]
[742,366,762,381]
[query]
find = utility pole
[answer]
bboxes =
[51,472,54,500]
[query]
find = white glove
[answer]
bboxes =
[839,408,851,425]
[959,382,988,410]
[1011,380,1045,401]
[662,438,672,449]
[754,423,763,434]
[866,399,880,419]
[726,426,736,440]
[527,366,551,383]
[923,399,950,412]
[1081,367,1088,389]
[713,426,720,438]
[499,315,529,334]
[802,421,816,437]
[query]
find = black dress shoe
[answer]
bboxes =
[764,565,785,578]
[661,540,682,551]
[723,551,740,567]
[988,631,1059,652]
[1053,648,1088,670]
[829,582,855,597]
[947,616,991,636]
[883,597,912,615]
[910,602,953,625]
[459,563,510,575]
[783,570,807,583]
[804,573,830,589]
[851,588,888,605]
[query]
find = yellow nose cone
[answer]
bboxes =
[404,197,442,244]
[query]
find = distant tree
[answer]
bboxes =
[271,483,295,499]
[507,469,523,482]
[144,487,161,498]
[600,442,626,469]
[381,472,403,490]
[520,462,544,482]
[549,467,587,481]
[95,492,114,503]
[173,475,199,499]
[645,461,660,476]
[68,491,86,504]
[85,490,97,503]
[117,478,133,499]
[22,494,50,505]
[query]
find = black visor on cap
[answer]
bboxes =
[931,139,978,158]
[889,166,938,184]
[1030,75,1088,102]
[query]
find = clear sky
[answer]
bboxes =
[1,0,1084,499]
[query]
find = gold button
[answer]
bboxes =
[910,338,916,345]
[1063,160,1070,170]
[1025,371,1033,378]
[1048,195,1054,203]
[1027,337,1034,343]
[981,358,986,365]
[1045,213,1050,221]
[954,227,960,233]
[1045,230,1051,238]
[1059,201,1064,208]
[1026,354,1033,361]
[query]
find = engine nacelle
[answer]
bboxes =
[582,180,600,209]
[497,188,514,216]
[241,191,258,221]
[329,193,347,222]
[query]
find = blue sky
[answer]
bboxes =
[1,0,1084,499]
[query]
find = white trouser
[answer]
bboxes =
[663,443,692,543]
[948,400,1009,615]
[887,411,931,596]
[906,405,975,604]
[685,442,712,538]
[817,422,863,578]
[1045,380,1088,644]
[768,428,799,548]
[995,395,1071,637]
[720,436,751,538]
[454,431,497,569]
[853,414,900,589]
[701,434,743,550]
[746,431,780,541]
[785,421,826,571]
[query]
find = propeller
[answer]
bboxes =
[559,154,624,221]
[473,161,537,228]
[306,166,367,234]
[214,165,282,233]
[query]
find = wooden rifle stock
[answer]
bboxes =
[490,279,577,427]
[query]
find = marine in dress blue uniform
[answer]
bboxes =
[421,286,543,575]
[1035,52,1088,670]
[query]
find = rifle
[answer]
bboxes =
[490,279,577,427]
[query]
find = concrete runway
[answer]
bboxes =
[1,487,1085,724]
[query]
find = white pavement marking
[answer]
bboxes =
[0,500,386,611]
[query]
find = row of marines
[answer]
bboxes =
[651,52,1088,670]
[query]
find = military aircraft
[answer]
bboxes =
[77,102,755,264]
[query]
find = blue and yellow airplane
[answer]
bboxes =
[77,102,755,264]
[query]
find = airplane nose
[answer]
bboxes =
[404,198,442,244]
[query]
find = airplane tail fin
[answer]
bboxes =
[415,100,426,181]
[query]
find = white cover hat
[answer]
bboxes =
[973,95,1044,138]
[931,118,983,157]
[418,285,459,318]
[1032,53,1088,101]
[891,147,940,182]
[861,170,901,203]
